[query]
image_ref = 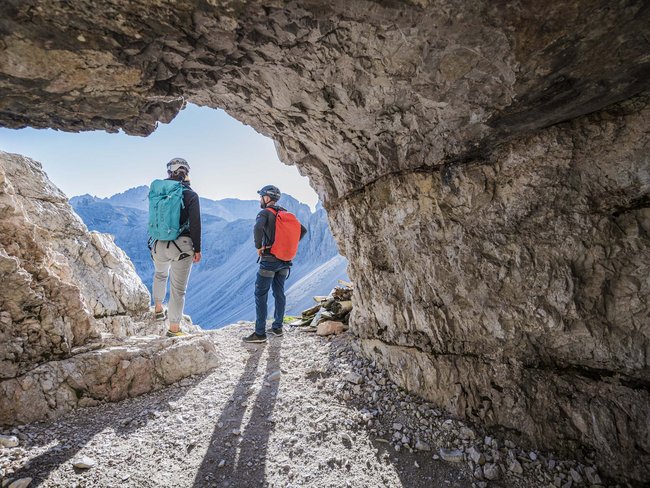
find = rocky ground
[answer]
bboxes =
[1,324,617,488]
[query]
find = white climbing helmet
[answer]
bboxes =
[166,157,190,173]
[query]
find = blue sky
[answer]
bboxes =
[0,104,319,208]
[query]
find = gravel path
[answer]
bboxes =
[1,324,610,487]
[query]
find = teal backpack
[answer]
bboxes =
[148,179,189,241]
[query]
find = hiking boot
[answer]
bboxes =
[166,330,186,337]
[155,309,167,321]
[243,332,267,343]
[269,327,283,337]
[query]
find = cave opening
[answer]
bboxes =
[1,0,649,483]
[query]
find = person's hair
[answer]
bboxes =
[168,168,188,181]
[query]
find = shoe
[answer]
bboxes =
[269,327,283,337]
[155,309,167,321]
[243,332,267,343]
[166,330,186,337]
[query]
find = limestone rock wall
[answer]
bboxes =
[0,0,648,483]
[0,151,149,378]
[0,151,220,424]
[337,97,649,481]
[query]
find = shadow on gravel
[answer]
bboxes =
[193,339,282,487]
[7,372,204,486]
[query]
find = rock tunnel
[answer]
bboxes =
[0,0,648,483]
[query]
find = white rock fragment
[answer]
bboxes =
[72,455,96,469]
[0,435,19,448]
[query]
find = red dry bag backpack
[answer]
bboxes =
[266,208,302,261]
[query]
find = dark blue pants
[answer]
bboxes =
[255,260,291,336]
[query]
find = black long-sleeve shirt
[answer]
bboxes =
[254,205,307,262]
[172,180,202,252]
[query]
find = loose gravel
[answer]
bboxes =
[1,324,617,488]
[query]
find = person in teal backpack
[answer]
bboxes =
[148,158,202,337]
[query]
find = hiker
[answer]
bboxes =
[243,185,307,343]
[148,158,202,337]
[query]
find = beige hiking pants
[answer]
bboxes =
[151,236,194,324]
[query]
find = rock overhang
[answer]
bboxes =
[1,1,648,201]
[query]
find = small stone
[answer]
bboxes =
[439,447,464,463]
[415,440,430,451]
[473,466,484,480]
[441,420,454,431]
[0,436,19,448]
[393,423,403,431]
[584,467,601,485]
[345,372,363,385]
[529,451,537,461]
[267,370,281,381]
[468,446,485,465]
[232,428,241,436]
[218,460,225,468]
[569,468,582,483]
[316,321,346,336]
[414,461,420,468]
[459,427,476,440]
[72,455,96,469]
[483,463,500,481]
[508,459,523,474]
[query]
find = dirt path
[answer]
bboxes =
[1,324,608,487]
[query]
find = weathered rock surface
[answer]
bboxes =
[0,151,150,378]
[0,334,220,426]
[353,98,650,482]
[0,0,648,483]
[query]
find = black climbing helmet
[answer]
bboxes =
[167,157,190,173]
[257,184,281,201]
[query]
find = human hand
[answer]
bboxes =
[257,248,263,257]
[193,252,202,263]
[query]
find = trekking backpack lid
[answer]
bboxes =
[148,179,188,241]
[266,208,302,261]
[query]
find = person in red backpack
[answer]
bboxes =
[244,185,307,343]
